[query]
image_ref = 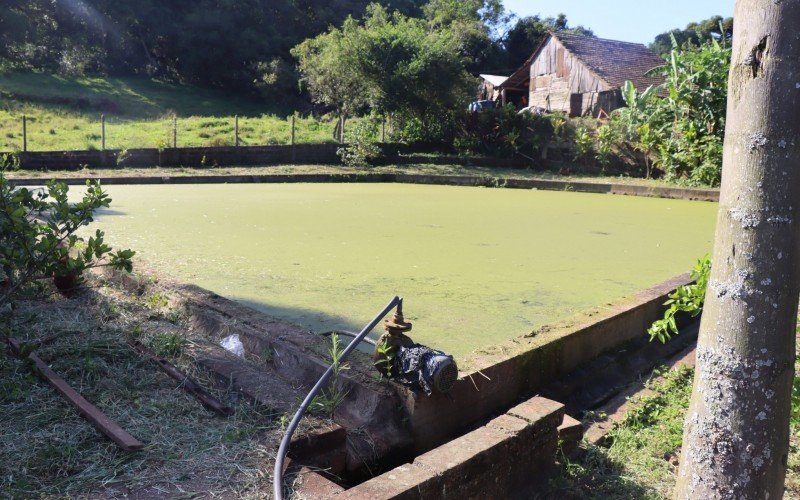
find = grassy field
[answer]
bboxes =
[0,72,342,151]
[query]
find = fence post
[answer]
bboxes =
[290,114,296,146]
[234,115,239,147]
[382,115,386,142]
[172,116,177,148]
[101,114,106,151]
[340,115,346,144]
[22,115,27,152]
[290,114,297,163]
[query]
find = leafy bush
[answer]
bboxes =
[0,156,135,307]
[595,124,616,167]
[573,126,594,161]
[648,255,711,343]
[606,35,730,186]
[454,105,554,158]
[337,119,381,167]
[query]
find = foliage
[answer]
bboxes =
[573,127,594,161]
[594,123,616,167]
[651,15,733,56]
[309,333,350,417]
[608,365,694,445]
[454,105,554,158]
[293,3,475,139]
[606,36,730,186]
[337,119,382,168]
[0,157,134,306]
[149,331,187,357]
[0,0,434,101]
[648,255,711,343]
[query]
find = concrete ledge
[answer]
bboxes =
[338,396,564,499]
[8,172,719,202]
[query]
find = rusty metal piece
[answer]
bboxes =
[383,311,412,335]
[128,340,234,417]
[6,337,144,451]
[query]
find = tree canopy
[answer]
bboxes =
[650,15,734,55]
[292,4,474,122]
[0,0,594,109]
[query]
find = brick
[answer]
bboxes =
[338,464,438,499]
[507,396,565,431]
[486,414,528,435]
[293,467,344,499]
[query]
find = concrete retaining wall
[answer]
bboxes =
[340,397,564,499]
[13,144,342,170]
[8,172,720,202]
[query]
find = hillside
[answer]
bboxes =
[0,72,339,151]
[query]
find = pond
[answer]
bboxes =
[91,183,717,359]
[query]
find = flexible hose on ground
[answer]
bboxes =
[273,296,402,500]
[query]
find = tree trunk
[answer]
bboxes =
[675,1,800,498]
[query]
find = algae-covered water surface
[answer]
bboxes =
[90,183,717,359]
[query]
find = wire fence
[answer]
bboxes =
[3,114,382,153]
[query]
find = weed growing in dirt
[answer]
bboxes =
[309,332,350,417]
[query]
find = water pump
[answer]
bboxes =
[372,305,458,395]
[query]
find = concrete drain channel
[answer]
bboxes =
[106,268,697,498]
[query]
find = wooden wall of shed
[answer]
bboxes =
[528,37,617,116]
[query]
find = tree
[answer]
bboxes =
[292,4,474,135]
[501,14,593,74]
[651,15,733,56]
[675,1,799,497]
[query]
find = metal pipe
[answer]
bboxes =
[319,330,377,346]
[273,296,402,500]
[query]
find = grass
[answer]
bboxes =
[0,71,343,151]
[549,353,800,498]
[0,274,324,497]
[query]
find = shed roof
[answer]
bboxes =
[500,32,665,92]
[479,74,508,87]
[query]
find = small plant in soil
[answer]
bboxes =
[309,332,350,417]
[149,331,187,357]
[0,155,135,313]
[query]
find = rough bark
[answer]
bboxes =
[674,1,800,498]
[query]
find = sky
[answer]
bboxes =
[502,0,734,45]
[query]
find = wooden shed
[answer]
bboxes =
[497,32,665,117]
[477,74,508,101]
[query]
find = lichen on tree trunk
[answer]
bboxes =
[675,1,800,498]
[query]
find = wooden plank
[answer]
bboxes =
[128,340,233,417]
[6,338,144,451]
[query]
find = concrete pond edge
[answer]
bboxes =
[95,264,694,495]
[8,172,720,202]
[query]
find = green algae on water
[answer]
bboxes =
[87,183,717,359]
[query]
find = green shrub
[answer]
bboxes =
[648,255,711,343]
[337,120,381,168]
[455,105,554,158]
[573,127,594,161]
[0,156,135,308]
